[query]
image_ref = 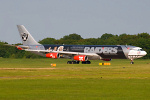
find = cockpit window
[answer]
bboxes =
[140,49,144,51]
[132,48,144,51]
[137,49,144,51]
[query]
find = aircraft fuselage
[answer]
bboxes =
[26,44,145,60]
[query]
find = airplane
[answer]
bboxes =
[16,25,147,64]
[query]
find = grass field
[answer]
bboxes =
[0,58,150,100]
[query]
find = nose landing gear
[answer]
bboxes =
[130,59,134,64]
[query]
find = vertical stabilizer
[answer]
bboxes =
[17,25,40,45]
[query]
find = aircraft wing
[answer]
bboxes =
[25,49,98,56]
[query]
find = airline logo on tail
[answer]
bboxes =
[22,33,28,41]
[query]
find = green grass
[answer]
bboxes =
[0,58,150,100]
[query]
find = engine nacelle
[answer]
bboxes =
[16,46,23,50]
[74,55,88,61]
[101,59,112,61]
[46,53,60,59]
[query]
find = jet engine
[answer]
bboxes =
[16,46,23,50]
[101,59,112,61]
[74,55,88,61]
[46,53,60,59]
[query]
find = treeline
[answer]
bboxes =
[0,33,150,59]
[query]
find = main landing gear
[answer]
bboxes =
[82,61,91,64]
[67,61,80,64]
[67,61,91,64]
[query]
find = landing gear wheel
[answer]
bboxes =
[75,61,80,64]
[67,61,80,64]
[67,61,72,64]
[82,61,86,64]
[82,61,91,64]
[86,61,91,64]
[130,62,134,64]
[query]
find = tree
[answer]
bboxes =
[101,33,114,40]
[137,33,150,39]
[61,33,83,40]
[118,34,137,45]
[39,38,56,44]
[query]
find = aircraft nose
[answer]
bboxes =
[143,51,147,56]
[141,51,147,56]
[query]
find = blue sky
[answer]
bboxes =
[0,0,150,44]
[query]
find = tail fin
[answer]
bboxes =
[17,25,40,45]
